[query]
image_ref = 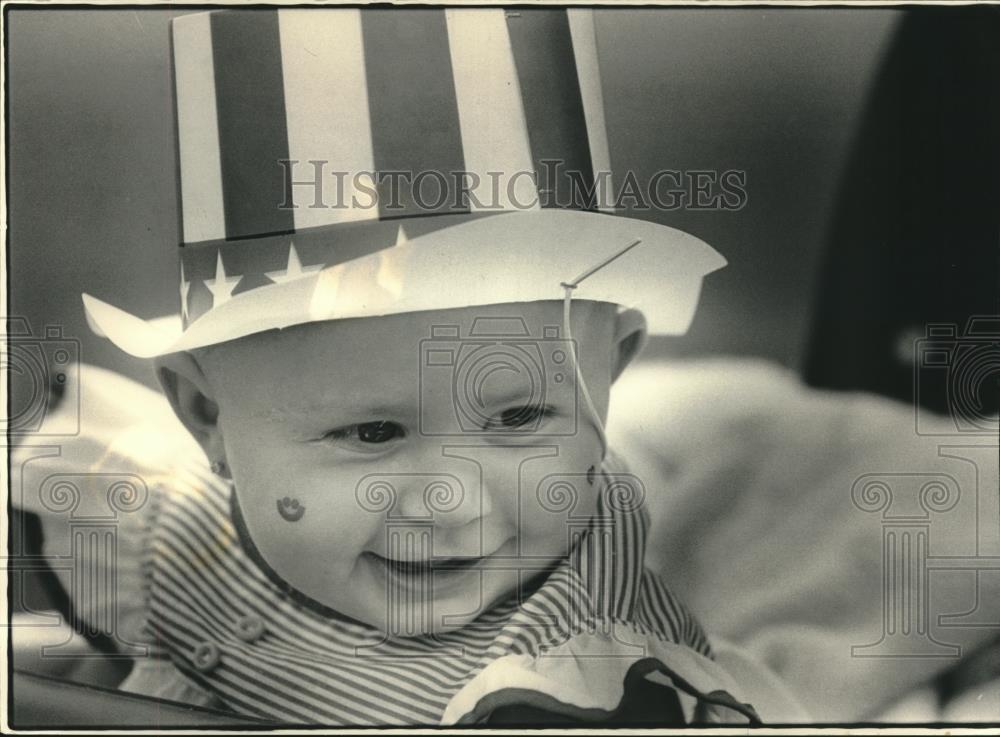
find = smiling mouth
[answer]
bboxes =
[365,552,486,577]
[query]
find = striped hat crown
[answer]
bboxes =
[81,8,726,358]
[175,7,616,326]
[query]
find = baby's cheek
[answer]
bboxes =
[270,471,378,546]
[513,450,602,556]
[230,455,378,570]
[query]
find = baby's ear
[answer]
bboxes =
[611,308,648,382]
[153,351,224,462]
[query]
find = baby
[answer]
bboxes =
[76,6,803,726]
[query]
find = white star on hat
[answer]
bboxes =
[179,262,191,321]
[204,251,241,308]
[265,242,324,284]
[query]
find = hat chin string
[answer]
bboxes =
[560,283,608,461]
[559,237,643,462]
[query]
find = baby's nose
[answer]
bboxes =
[429,518,501,560]
[394,470,492,527]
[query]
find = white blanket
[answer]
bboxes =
[608,358,999,720]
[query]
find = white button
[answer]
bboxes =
[192,641,221,672]
[234,615,265,643]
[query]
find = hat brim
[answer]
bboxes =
[82,209,726,358]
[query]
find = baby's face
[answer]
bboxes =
[193,301,618,634]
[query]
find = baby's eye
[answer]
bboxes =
[322,420,405,446]
[483,404,554,431]
[357,420,404,443]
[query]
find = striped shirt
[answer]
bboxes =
[137,450,719,725]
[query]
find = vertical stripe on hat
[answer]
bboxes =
[506,9,595,211]
[361,9,468,219]
[445,9,537,212]
[567,9,616,213]
[278,9,379,230]
[211,10,295,239]
[172,13,226,244]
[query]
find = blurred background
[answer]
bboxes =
[7,7,998,408]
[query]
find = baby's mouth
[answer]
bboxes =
[364,552,485,576]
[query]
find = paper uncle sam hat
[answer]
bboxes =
[82,8,726,358]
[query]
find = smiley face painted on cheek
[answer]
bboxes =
[277,496,306,522]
